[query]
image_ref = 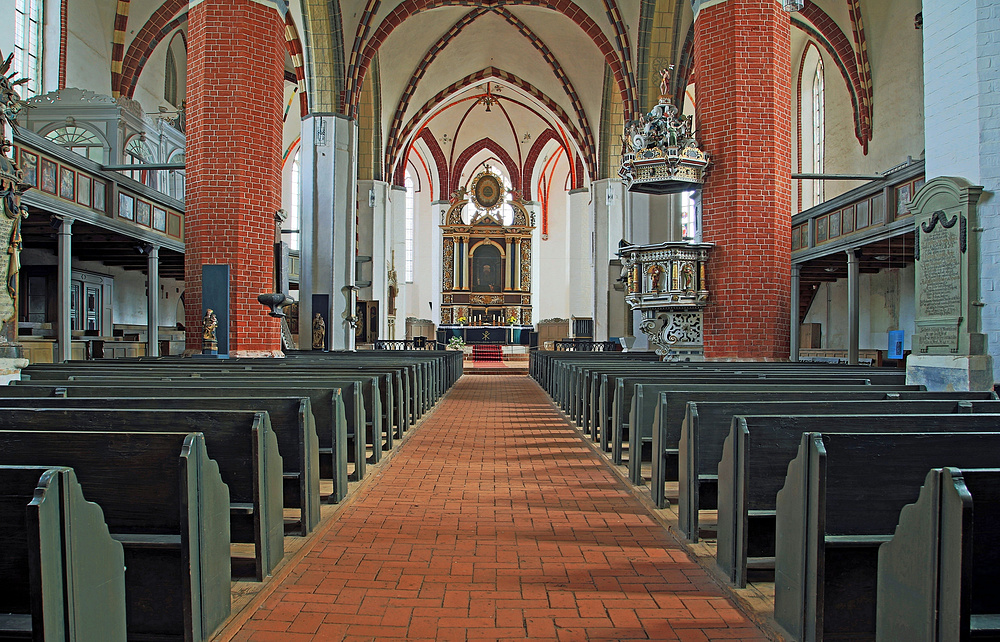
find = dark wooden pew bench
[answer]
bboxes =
[0,395,320,535]
[1,382,353,500]
[877,467,1000,639]
[613,375,906,467]
[677,397,1000,541]
[650,388,999,510]
[774,432,1000,641]
[717,413,1000,589]
[0,431,230,642]
[0,465,127,641]
[0,408,283,582]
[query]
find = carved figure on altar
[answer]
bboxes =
[659,65,673,99]
[680,262,695,292]
[312,313,326,349]
[647,264,663,291]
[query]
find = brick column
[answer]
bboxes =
[695,0,792,360]
[185,0,284,356]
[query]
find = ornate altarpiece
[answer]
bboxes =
[440,169,534,326]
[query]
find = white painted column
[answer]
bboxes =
[391,187,409,339]
[299,114,357,350]
[567,187,593,323]
[365,181,390,339]
[147,245,160,357]
[56,216,73,362]
[591,179,610,341]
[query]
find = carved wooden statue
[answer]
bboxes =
[312,313,326,349]
[202,308,218,353]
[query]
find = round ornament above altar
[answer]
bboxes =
[471,171,503,211]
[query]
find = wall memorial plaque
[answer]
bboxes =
[910,177,985,356]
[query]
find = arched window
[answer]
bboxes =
[799,44,825,210]
[284,148,301,251]
[124,137,155,187]
[165,49,178,107]
[462,163,515,225]
[405,170,414,282]
[163,31,186,109]
[45,125,106,163]
[680,190,700,241]
[13,0,42,97]
[811,59,825,205]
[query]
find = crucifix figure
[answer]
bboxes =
[659,65,674,99]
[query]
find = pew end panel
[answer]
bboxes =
[716,418,749,586]
[776,432,1000,642]
[298,398,322,529]
[249,412,285,580]
[0,466,127,642]
[181,432,232,642]
[650,394,669,510]
[877,467,1000,640]
[773,433,825,642]
[678,402,698,540]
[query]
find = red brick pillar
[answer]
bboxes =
[185,0,284,356]
[696,0,792,360]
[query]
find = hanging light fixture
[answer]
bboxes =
[782,0,804,12]
[476,82,499,112]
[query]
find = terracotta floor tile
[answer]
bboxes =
[231,375,767,640]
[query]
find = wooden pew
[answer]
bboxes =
[22,370,387,464]
[876,467,1000,640]
[602,375,908,456]
[4,382,354,497]
[651,389,999,510]
[612,374,908,465]
[0,395,320,535]
[0,431,230,642]
[677,398,1000,541]
[773,433,1000,641]
[0,408,283,582]
[717,413,1000,588]
[564,361,906,430]
[577,363,907,436]
[0,465,127,641]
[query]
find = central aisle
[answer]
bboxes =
[233,375,767,641]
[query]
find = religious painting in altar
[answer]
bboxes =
[439,167,535,328]
[472,243,502,293]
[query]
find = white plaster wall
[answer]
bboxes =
[923,0,981,183]
[976,0,1000,379]
[64,0,115,96]
[110,265,184,327]
[536,177,571,322]
[0,0,13,59]
[802,265,915,352]
[923,0,1000,381]
[567,188,593,321]
[403,180,438,322]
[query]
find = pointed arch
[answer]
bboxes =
[450,138,521,196]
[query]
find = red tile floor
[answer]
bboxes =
[229,375,768,641]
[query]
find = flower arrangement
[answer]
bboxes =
[447,336,466,350]
[457,316,468,325]
[507,315,518,325]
